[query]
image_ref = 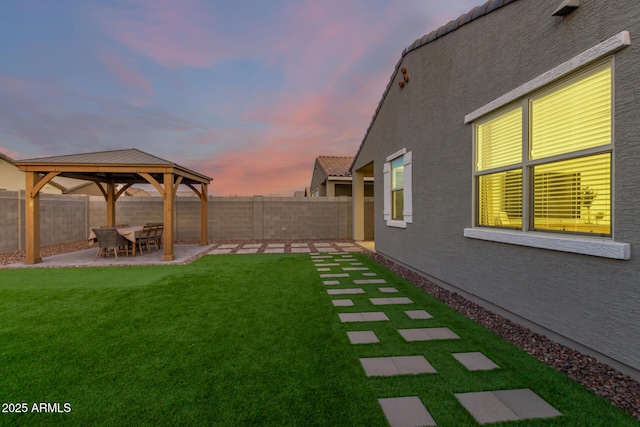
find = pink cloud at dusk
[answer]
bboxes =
[0,0,482,195]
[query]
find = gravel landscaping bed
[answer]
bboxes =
[365,251,640,420]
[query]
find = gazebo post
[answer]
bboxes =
[24,172,42,264]
[200,183,208,246]
[162,172,175,261]
[106,182,116,227]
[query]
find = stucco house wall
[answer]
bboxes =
[352,0,640,379]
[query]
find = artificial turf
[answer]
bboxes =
[0,254,637,426]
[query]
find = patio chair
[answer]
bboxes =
[136,225,154,254]
[92,228,129,261]
[148,225,163,251]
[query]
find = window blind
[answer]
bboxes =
[476,106,522,171]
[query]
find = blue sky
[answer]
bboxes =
[0,0,481,195]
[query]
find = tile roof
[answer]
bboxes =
[350,0,519,172]
[317,156,354,177]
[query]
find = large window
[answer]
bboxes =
[384,149,412,228]
[474,61,612,236]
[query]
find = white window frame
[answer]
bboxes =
[384,148,412,228]
[463,31,631,260]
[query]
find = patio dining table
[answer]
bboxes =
[88,225,144,257]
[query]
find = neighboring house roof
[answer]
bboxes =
[350,0,519,172]
[0,151,66,192]
[317,156,354,178]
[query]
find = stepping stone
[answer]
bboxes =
[344,247,363,252]
[398,327,460,342]
[455,389,561,424]
[217,244,238,249]
[317,268,331,272]
[338,312,389,322]
[267,243,285,248]
[264,248,284,254]
[323,280,340,285]
[370,297,413,305]
[378,397,436,427]
[350,262,364,266]
[343,267,369,271]
[354,279,386,284]
[242,243,262,248]
[405,310,433,320]
[360,356,436,376]
[328,288,365,295]
[319,247,337,253]
[314,242,333,247]
[236,248,259,254]
[453,352,500,371]
[209,248,232,254]
[379,287,398,293]
[316,263,339,267]
[320,273,349,278]
[332,299,354,307]
[292,248,311,253]
[347,330,379,344]
[293,243,310,247]
[363,272,377,277]
[335,242,354,247]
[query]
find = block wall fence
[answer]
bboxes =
[0,190,374,253]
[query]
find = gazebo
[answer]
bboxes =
[16,149,212,264]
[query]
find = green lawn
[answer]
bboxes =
[0,254,637,426]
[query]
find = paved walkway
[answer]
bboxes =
[311,252,563,426]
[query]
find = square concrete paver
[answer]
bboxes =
[323,280,340,286]
[242,243,262,248]
[455,389,561,424]
[354,279,386,284]
[338,312,389,322]
[209,248,233,254]
[314,242,333,247]
[453,352,500,371]
[327,288,364,295]
[344,246,363,252]
[316,263,339,267]
[217,244,238,249]
[292,248,311,253]
[319,247,337,253]
[310,254,332,258]
[378,397,437,427]
[347,330,379,344]
[335,242,354,247]
[236,248,259,254]
[405,310,433,320]
[263,248,284,254]
[370,297,413,305]
[398,327,460,342]
[294,243,311,248]
[360,356,436,376]
[321,273,349,278]
[332,299,354,307]
[267,243,285,248]
[379,287,398,293]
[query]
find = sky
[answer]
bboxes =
[0,0,482,196]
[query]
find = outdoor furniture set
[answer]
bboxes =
[90,223,164,260]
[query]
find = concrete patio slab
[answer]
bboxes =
[455,389,561,424]
[344,247,363,252]
[293,243,311,247]
[318,247,338,253]
[316,263,339,267]
[335,242,354,247]
[379,287,399,293]
[378,397,437,427]
[324,280,340,285]
[347,330,379,344]
[405,310,433,320]
[3,244,217,268]
[314,242,333,247]
[332,299,354,307]
[242,243,262,248]
[398,327,460,342]
[453,352,500,371]
[217,244,239,249]
[310,254,332,258]
[327,288,365,295]
[370,297,413,305]
[267,243,285,248]
[360,356,436,376]
[320,273,349,278]
[354,279,386,284]
[338,312,389,322]
[210,248,233,255]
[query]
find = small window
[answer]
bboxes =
[384,149,412,227]
[391,157,404,220]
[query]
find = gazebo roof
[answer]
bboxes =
[16,148,212,185]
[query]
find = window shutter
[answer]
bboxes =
[383,162,391,221]
[403,152,413,223]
